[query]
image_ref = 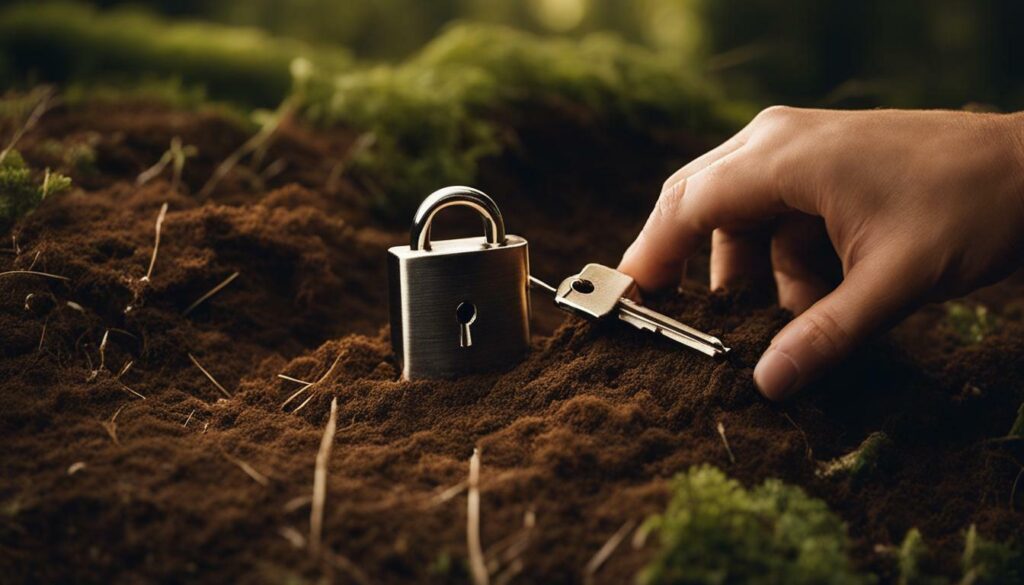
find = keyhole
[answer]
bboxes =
[456,301,477,348]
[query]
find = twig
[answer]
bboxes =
[183,409,195,427]
[716,421,737,464]
[115,360,133,380]
[310,396,339,558]
[183,271,240,315]
[37,319,47,352]
[0,270,70,281]
[222,450,270,487]
[468,448,488,585]
[188,353,232,398]
[101,404,128,445]
[142,203,169,282]
[584,519,637,584]
[292,394,316,415]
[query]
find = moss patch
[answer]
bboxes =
[638,465,870,585]
[0,149,71,233]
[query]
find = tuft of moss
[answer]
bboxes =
[1009,402,1024,438]
[962,525,1024,585]
[0,2,352,107]
[638,465,871,585]
[301,23,737,216]
[0,150,71,233]
[817,431,893,485]
[945,302,998,345]
[896,528,948,585]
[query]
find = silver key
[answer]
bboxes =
[530,263,730,358]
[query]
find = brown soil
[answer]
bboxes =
[1,100,1022,585]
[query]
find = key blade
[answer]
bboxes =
[529,275,556,295]
[617,298,730,358]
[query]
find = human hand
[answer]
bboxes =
[619,107,1024,400]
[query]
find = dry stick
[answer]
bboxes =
[716,421,737,465]
[0,270,70,281]
[101,404,128,445]
[221,451,270,487]
[584,519,638,584]
[115,360,133,380]
[183,271,240,315]
[183,409,195,428]
[292,393,316,415]
[188,353,232,398]
[467,448,489,585]
[309,396,339,558]
[37,319,47,352]
[117,380,147,400]
[143,203,169,282]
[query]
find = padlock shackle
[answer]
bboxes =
[410,186,507,251]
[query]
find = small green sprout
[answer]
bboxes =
[1009,402,1023,438]
[136,137,198,193]
[817,431,893,485]
[962,524,1024,585]
[1,149,71,233]
[638,465,870,585]
[945,302,998,344]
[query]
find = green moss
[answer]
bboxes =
[945,302,998,345]
[638,465,870,585]
[962,525,1024,585]
[0,2,352,107]
[301,23,735,216]
[0,150,71,233]
[1009,402,1024,438]
[817,432,893,485]
[897,529,949,585]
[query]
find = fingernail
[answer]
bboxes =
[754,348,800,400]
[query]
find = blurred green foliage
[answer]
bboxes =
[945,302,998,345]
[963,524,1024,585]
[638,465,870,585]
[0,150,71,233]
[300,23,732,215]
[0,2,352,107]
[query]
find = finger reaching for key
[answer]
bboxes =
[618,107,1024,400]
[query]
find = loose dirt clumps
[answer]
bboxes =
[1,101,1022,584]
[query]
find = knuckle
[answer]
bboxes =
[798,309,852,362]
[755,105,795,126]
[652,185,684,223]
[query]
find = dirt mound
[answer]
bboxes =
[1,102,1022,584]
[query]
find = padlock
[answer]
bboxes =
[387,186,531,379]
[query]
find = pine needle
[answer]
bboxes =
[278,374,313,385]
[309,396,339,558]
[183,271,240,315]
[0,86,55,163]
[101,404,128,445]
[467,447,488,585]
[0,270,70,281]
[188,353,232,398]
[717,421,737,464]
[221,450,270,487]
[142,203,168,282]
[431,479,468,505]
[584,519,637,584]
[117,381,147,400]
[183,409,195,427]
[284,353,343,412]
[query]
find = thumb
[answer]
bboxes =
[753,255,922,400]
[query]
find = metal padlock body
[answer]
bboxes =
[388,187,530,379]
